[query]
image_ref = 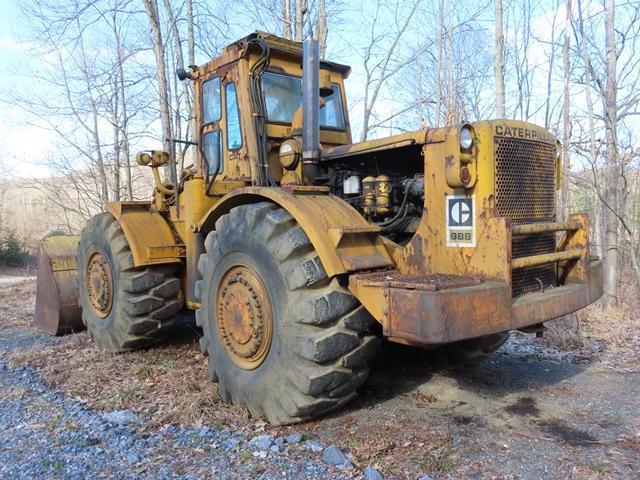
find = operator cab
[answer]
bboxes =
[179,31,352,187]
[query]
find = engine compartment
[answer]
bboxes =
[317,144,425,243]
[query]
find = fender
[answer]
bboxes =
[198,187,393,277]
[106,201,184,267]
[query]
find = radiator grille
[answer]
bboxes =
[495,137,556,223]
[511,233,556,297]
[495,136,557,297]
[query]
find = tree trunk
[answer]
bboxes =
[142,0,175,185]
[112,10,132,200]
[577,0,600,259]
[283,0,292,39]
[494,0,505,118]
[560,0,571,221]
[187,0,195,66]
[435,0,444,127]
[294,0,305,41]
[317,0,327,58]
[603,0,618,300]
[163,0,193,175]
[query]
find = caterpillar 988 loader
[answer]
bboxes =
[34,32,603,425]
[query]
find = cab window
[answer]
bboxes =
[225,82,242,150]
[261,72,345,129]
[202,131,221,175]
[202,77,221,124]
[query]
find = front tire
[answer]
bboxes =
[77,213,183,352]
[196,203,379,425]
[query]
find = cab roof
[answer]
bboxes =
[228,31,352,79]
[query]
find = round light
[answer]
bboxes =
[279,139,301,170]
[460,166,471,183]
[460,126,473,150]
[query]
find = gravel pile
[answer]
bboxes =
[0,359,365,479]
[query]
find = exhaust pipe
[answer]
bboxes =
[302,38,321,181]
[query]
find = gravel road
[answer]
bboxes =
[1,276,639,479]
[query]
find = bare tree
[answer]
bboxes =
[317,0,328,57]
[283,0,292,39]
[494,0,505,118]
[602,0,618,299]
[295,0,306,41]
[142,0,175,185]
[359,0,420,141]
[560,0,572,220]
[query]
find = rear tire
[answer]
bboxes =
[77,213,183,352]
[196,202,379,425]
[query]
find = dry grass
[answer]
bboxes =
[0,279,36,330]
[534,270,640,368]
[1,279,248,429]
[9,332,249,429]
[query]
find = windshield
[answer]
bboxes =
[261,72,345,129]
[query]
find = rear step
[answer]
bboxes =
[353,271,481,291]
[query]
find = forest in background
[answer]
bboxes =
[0,0,638,307]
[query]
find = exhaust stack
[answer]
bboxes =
[302,38,320,180]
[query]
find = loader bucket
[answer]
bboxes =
[34,235,84,335]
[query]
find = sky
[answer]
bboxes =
[0,1,57,177]
[0,0,634,180]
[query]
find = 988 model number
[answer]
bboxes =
[449,231,472,242]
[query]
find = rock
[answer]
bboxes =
[0,363,7,371]
[84,437,100,447]
[252,450,267,459]
[418,476,434,480]
[305,440,324,452]
[285,432,303,444]
[126,454,139,465]
[222,438,241,450]
[364,465,384,480]
[270,444,281,453]
[322,445,350,467]
[275,437,285,448]
[198,427,210,437]
[249,434,273,451]
[103,410,140,426]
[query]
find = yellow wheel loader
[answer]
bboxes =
[35,32,603,425]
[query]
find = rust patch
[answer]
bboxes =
[358,271,481,291]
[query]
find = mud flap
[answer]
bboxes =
[34,235,84,335]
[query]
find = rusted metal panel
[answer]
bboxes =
[511,283,593,326]
[388,281,512,345]
[106,202,183,267]
[350,259,603,346]
[34,236,84,336]
[321,130,428,161]
[147,244,186,261]
[557,213,590,285]
[198,187,393,277]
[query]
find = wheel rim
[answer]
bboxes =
[86,252,114,318]
[216,265,273,370]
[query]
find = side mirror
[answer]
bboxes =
[176,67,190,81]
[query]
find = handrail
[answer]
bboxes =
[512,221,581,235]
[512,250,581,269]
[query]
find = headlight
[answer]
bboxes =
[460,126,473,150]
[279,139,301,170]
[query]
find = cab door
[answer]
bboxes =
[200,76,223,188]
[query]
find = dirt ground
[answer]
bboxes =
[1,276,639,479]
